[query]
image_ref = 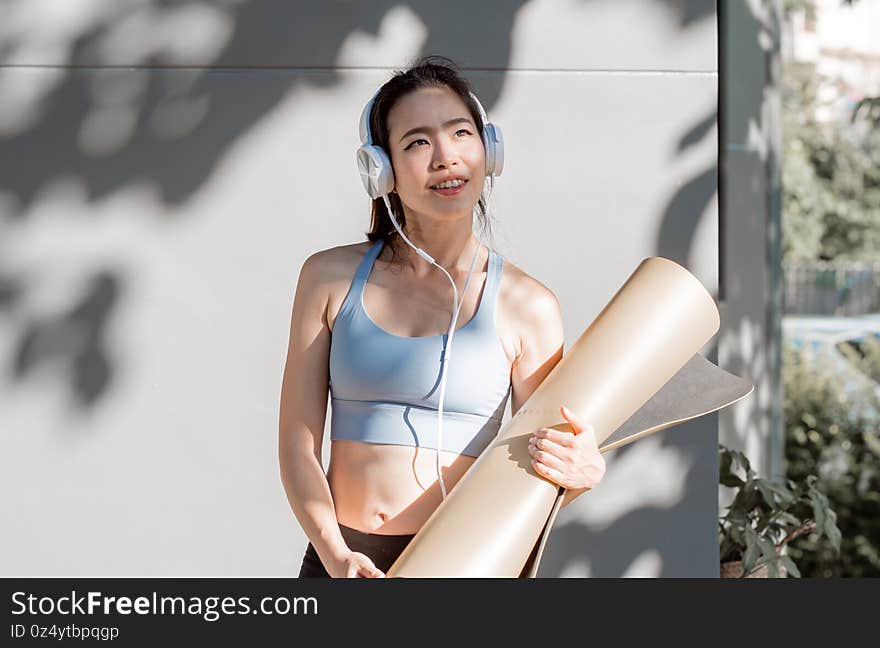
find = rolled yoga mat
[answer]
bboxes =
[386,256,753,578]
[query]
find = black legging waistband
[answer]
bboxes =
[298,522,416,578]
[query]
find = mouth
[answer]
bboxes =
[429,177,468,196]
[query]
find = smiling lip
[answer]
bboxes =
[430,178,468,196]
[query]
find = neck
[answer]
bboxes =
[392,214,481,278]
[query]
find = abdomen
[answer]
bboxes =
[328,440,476,535]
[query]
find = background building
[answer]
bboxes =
[785,0,880,124]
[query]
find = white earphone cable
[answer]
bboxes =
[380,194,484,500]
[433,239,480,499]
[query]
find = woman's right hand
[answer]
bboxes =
[327,550,386,578]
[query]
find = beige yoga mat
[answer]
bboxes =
[386,256,753,578]
[518,353,753,577]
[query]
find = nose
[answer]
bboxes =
[431,136,459,170]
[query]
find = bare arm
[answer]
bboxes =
[508,284,564,418]
[508,280,595,508]
[277,252,349,571]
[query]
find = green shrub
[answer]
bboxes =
[719,444,841,577]
[783,342,880,576]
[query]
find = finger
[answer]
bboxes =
[531,458,568,487]
[356,565,383,578]
[533,427,575,447]
[529,443,567,472]
[529,435,569,460]
[560,404,596,439]
[360,555,385,578]
[559,403,585,428]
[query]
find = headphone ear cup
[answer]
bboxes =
[356,144,395,199]
[482,123,504,177]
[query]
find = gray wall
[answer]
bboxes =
[0,0,719,577]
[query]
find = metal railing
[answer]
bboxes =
[783,261,880,316]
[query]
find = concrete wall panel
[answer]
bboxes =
[3,1,716,72]
[0,1,719,577]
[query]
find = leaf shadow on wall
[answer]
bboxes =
[0,0,529,409]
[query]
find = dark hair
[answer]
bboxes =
[363,55,496,262]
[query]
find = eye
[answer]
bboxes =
[456,129,472,137]
[404,138,428,151]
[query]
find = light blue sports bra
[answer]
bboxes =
[329,239,512,457]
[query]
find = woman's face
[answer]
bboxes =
[385,85,486,223]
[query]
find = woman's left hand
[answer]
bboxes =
[528,403,606,491]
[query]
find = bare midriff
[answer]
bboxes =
[328,440,477,535]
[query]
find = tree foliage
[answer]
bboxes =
[782,61,880,263]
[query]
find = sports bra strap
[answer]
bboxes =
[487,248,502,294]
[352,239,385,291]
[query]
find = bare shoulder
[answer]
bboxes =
[497,256,563,363]
[300,241,374,331]
[302,241,372,276]
[499,257,562,326]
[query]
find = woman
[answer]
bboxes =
[278,56,606,578]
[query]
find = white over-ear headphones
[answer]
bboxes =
[353,86,503,501]
[356,89,504,200]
